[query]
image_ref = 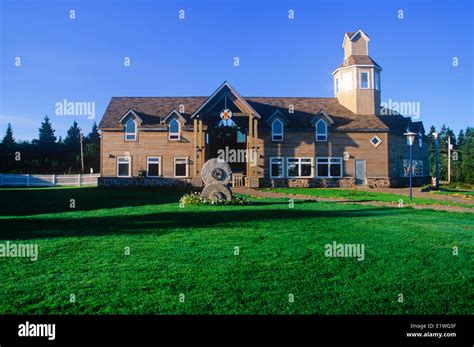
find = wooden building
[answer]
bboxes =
[98,30,430,188]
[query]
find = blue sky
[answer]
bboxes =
[0,0,472,141]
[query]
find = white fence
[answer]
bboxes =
[0,173,100,187]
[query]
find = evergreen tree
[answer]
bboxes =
[2,123,15,151]
[37,116,57,145]
[64,121,82,149]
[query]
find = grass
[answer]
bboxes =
[0,187,472,314]
[432,188,474,200]
[261,187,474,208]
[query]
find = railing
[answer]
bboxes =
[232,174,248,187]
[0,173,100,187]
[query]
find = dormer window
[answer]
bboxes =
[418,132,423,148]
[316,119,327,141]
[169,118,180,141]
[124,117,137,141]
[272,119,284,141]
[359,71,369,89]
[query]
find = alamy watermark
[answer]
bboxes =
[55,99,96,119]
[0,241,38,261]
[380,98,421,120]
[324,241,365,261]
[217,146,257,166]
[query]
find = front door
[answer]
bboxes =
[355,160,366,185]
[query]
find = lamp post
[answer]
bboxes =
[404,132,417,203]
[433,132,439,189]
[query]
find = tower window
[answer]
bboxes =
[374,71,380,91]
[360,72,369,89]
[335,77,339,93]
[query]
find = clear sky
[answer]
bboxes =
[0,0,472,141]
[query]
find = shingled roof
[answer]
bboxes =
[99,96,421,134]
[337,55,382,70]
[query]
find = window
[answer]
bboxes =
[335,77,339,94]
[374,71,380,91]
[316,119,327,141]
[316,157,342,178]
[287,158,312,178]
[169,119,180,141]
[270,157,284,178]
[124,117,136,141]
[360,71,369,89]
[174,157,188,177]
[117,156,131,177]
[370,135,382,148]
[272,119,284,141]
[147,157,161,177]
[418,132,423,148]
[403,160,423,177]
[237,130,246,143]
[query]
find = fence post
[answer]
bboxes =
[52,174,56,187]
[26,174,30,187]
[78,174,81,187]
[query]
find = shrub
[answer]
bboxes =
[179,192,250,207]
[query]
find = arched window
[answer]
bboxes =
[124,117,136,141]
[169,118,180,140]
[272,119,284,141]
[316,119,327,141]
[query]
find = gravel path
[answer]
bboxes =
[233,188,474,214]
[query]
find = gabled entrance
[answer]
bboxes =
[191,82,260,187]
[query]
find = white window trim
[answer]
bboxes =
[271,119,284,142]
[146,157,162,177]
[286,157,313,178]
[315,119,328,142]
[370,134,383,148]
[168,118,181,141]
[359,71,369,89]
[124,118,137,141]
[269,157,285,178]
[117,156,132,177]
[316,157,343,178]
[174,157,189,178]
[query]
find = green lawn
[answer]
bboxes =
[0,187,472,314]
[261,187,474,208]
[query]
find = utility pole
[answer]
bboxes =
[433,132,439,189]
[80,131,84,173]
[447,136,451,184]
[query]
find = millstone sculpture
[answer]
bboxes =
[201,158,233,201]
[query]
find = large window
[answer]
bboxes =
[270,157,284,178]
[403,160,423,177]
[272,119,284,141]
[287,158,312,178]
[117,156,131,177]
[316,157,342,178]
[174,157,188,177]
[124,117,136,141]
[359,71,369,89]
[147,157,161,177]
[316,119,327,141]
[169,119,180,141]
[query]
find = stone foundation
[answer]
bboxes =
[98,177,192,187]
[259,177,356,188]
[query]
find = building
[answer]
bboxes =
[98,29,430,188]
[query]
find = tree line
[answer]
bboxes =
[0,116,100,174]
[0,118,473,184]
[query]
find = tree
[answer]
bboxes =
[64,121,81,149]
[36,116,57,145]
[2,123,15,151]
[85,122,100,173]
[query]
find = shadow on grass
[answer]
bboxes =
[0,187,189,216]
[0,206,401,240]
